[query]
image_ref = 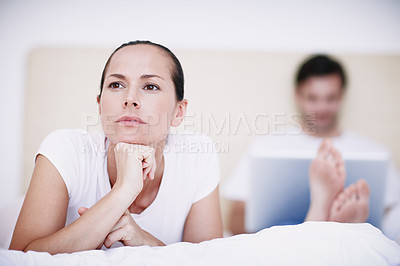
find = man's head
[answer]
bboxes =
[295,55,346,134]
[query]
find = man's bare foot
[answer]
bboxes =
[329,179,370,223]
[306,139,346,221]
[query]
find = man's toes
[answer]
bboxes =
[331,148,341,163]
[337,162,346,178]
[356,179,370,199]
[342,184,356,200]
[317,139,332,157]
[337,191,347,204]
[333,150,344,169]
[329,200,341,219]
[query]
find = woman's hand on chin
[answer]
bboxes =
[78,208,165,247]
[113,142,156,199]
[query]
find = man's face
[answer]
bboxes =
[295,74,343,133]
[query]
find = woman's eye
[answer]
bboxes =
[144,85,159,91]
[109,82,123,89]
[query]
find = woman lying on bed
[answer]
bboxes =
[9,41,223,254]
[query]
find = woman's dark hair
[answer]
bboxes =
[295,54,346,90]
[99,40,184,101]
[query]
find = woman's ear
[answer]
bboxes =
[171,99,188,127]
[97,95,101,115]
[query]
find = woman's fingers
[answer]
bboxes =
[143,168,150,181]
[78,207,89,216]
[113,142,156,198]
[144,160,155,180]
[110,210,131,232]
[113,143,154,196]
[141,147,156,180]
[142,160,151,180]
[104,209,137,248]
[149,159,156,180]
[104,228,126,248]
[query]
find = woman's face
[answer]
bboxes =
[98,45,186,146]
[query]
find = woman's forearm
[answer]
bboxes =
[24,186,135,254]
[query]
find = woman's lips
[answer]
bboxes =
[116,116,146,126]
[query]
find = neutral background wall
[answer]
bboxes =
[1,0,400,213]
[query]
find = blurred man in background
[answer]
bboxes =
[222,55,400,241]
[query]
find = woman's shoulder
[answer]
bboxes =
[42,129,106,153]
[36,129,107,199]
[44,128,99,140]
[44,128,86,142]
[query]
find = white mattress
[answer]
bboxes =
[1,222,399,266]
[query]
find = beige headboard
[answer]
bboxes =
[24,47,400,197]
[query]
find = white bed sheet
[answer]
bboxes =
[1,222,399,266]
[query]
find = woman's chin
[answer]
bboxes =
[121,137,148,145]
[105,130,168,148]
[108,134,148,146]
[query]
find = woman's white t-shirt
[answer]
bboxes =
[34,129,220,246]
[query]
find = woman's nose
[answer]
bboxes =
[123,92,140,109]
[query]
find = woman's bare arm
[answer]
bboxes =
[9,155,135,254]
[228,201,246,235]
[79,208,166,248]
[182,186,223,243]
[9,155,70,252]
[10,143,153,254]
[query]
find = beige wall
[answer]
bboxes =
[24,47,400,223]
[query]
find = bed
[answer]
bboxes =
[1,222,399,265]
